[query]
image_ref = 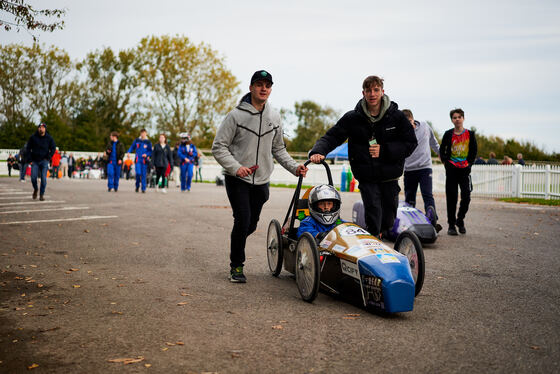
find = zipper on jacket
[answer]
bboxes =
[253,110,263,185]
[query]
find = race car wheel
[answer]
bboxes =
[266,219,284,277]
[394,230,425,296]
[295,233,320,302]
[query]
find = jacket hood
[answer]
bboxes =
[356,95,393,123]
[237,92,270,115]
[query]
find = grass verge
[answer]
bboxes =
[499,197,560,206]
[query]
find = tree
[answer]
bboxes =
[289,100,339,152]
[135,35,239,147]
[77,47,143,148]
[0,0,65,39]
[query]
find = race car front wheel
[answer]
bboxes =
[266,219,284,277]
[295,233,320,302]
[394,230,425,296]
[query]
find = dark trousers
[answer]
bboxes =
[358,180,400,237]
[404,168,436,213]
[225,175,269,268]
[155,166,166,187]
[8,165,12,177]
[445,166,472,226]
[19,163,27,180]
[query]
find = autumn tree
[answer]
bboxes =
[0,0,65,39]
[135,35,239,147]
[288,100,339,152]
[77,47,143,148]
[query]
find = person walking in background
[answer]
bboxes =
[172,141,181,188]
[123,155,133,180]
[212,69,308,283]
[105,131,125,192]
[7,154,16,177]
[60,152,69,178]
[440,108,477,236]
[27,123,56,201]
[127,129,152,193]
[402,109,440,229]
[195,152,203,182]
[177,133,198,192]
[17,143,28,182]
[51,147,61,179]
[309,75,417,238]
[67,153,75,178]
[152,133,173,193]
[516,153,526,166]
[487,152,499,165]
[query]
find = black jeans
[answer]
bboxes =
[358,180,400,237]
[445,166,472,226]
[225,175,269,268]
[404,168,436,213]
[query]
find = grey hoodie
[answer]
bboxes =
[404,120,440,171]
[212,94,299,185]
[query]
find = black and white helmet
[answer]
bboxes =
[308,184,341,225]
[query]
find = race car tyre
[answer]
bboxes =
[266,219,284,277]
[295,233,321,302]
[394,230,425,296]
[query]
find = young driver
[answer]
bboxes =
[298,184,343,241]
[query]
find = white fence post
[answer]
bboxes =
[545,164,551,200]
[513,165,522,198]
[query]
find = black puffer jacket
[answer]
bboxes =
[310,99,417,183]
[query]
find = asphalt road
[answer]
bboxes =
[1,177,559,373]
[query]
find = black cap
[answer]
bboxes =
[250,70,273,85]
[38,122,46,128]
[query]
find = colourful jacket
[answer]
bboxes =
[177,143,198,165]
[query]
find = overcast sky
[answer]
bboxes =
[3,0,560,153]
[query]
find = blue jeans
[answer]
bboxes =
[404,168,436,213]
[31,160,49,195]
[19,163,27,180]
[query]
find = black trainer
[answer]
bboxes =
[457,220,466,234]
[229,266,246,283]
[32,189,38,200]
[447,225,458,236]
[39,195,44,201]
[135,187,139,193]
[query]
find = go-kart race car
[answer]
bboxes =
[266,161,425,314]
[352,200,440,243]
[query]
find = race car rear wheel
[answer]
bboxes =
[394,230,425,296]
[267,219,284,277]
[295,233,320,302]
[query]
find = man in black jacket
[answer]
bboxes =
[309,76,417,237]
[27,123,56,200]
[439,108,477,235]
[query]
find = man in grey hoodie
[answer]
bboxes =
[212,70,308,283]
[402,109,441,229]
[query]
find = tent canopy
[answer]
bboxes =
[325,143,348,160]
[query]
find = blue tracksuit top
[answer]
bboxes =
[127,138,152,163]
[297,216,341,238]
[177,143,198,164]
[110,141,117,162]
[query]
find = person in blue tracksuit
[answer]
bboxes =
[105,131,125,192]
[297,184,343,241]
[127,129,152,193]
[177,133,198,192]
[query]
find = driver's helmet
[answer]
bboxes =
[179,132,191,141]
[308,184,341,225]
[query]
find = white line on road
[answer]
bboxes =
[1,215,118,225]
[0,192,31,195]
[0,206,90,215]
[0,201,66,207]
[0,196,49,200]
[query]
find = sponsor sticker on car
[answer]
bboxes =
[340,259,360,280]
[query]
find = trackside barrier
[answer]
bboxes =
[2,148,559,199]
